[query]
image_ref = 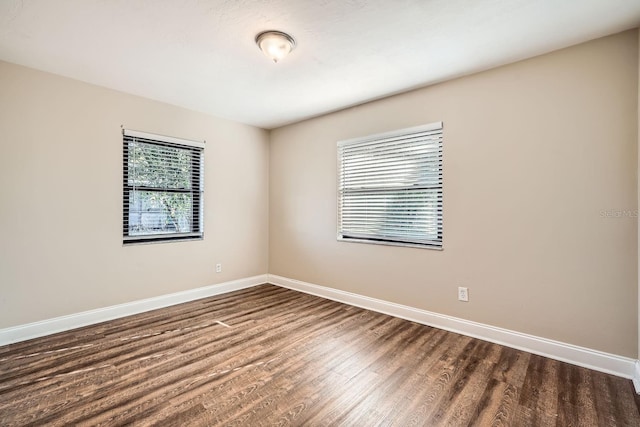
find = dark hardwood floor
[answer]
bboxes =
[0,284,638,426]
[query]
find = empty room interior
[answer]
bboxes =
[1,0,640,425]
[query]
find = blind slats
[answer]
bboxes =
[341,141,442,155]
[123,131,204,244]
[337,122,443,249]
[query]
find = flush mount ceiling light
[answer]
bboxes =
[255,30,296,63]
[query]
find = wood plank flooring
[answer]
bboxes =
[0,284,638,426]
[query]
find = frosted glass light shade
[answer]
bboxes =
[256,31,296,63]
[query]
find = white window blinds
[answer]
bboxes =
[337,122,443,249]
[123,129,204,244]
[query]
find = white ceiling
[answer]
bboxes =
[1,0,639,129]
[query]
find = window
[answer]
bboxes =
[123,129,204,244]
[337,122,443,249]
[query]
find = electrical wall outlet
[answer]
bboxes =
[216,263,222,273]
[458,287,469,302]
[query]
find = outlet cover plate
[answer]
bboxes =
[458,287,469,302]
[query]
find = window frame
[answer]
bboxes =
[336,122,443,250]
[122,129,204,245]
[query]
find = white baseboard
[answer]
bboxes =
[0,274,268,347]
[268,274,638,382]
[3,272,638,389]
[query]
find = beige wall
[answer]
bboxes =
[0,61,270,328]
[270,30,639,357]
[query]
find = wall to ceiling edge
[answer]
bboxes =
[0,61,270,328]
[269,29,639,358]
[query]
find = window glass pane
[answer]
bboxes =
[128,141,193,190]
[128,191,193,236]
